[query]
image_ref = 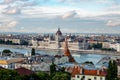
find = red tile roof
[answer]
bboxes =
[71,66,81,77]
[83,69,97,75]
[15,67,34,76]
[66,65,107,77]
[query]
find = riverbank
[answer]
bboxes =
[0,44,120,56]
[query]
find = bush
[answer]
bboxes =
[84,61,94,65]
[2,49,12,53]
[101,48,116,51]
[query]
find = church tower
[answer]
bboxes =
[64,37,75,62]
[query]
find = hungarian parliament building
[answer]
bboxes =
[31,28,89,50]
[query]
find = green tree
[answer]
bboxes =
[0,69,21,80]
[107,60,113,80]
[50,62,56,79]
[2,49,12,53]
[50,62,56,75]
[60,67,65,72]
[0,39,5,44]
[5,40,13,45]
[92,43,102,49]
[36,71,50,80]
[113,60,118,79]
[52,72,71,80]
[21,74,38,80]
[31,48,35,55]
[20,40,28,45]
[106,60,118,80]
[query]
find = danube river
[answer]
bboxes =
[0,45,109,65]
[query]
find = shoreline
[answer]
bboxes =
[0,44,120,56]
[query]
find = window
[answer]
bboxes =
[94,77,96,80]
[83,76,85,78]
[81,76,85,80]
[88,79,91,80]
[77,75,79,78]
[100,77,103,80]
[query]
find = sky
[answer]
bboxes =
[0,0,120,33]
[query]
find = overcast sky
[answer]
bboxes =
[0,0,120,33]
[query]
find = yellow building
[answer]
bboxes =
[0,58,25,69]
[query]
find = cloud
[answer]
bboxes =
[62,10,77,19]
[105,5,120,12]
[58,0,117,4]
[0,0,38,15]
[3,7,21,14]
[106,20,120,27]
[0,20,18,31]
[1,0,29,4]
[57,0,65,3]
[3,0,14,4]
[7,21,18,28]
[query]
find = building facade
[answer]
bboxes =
[31,28,89,50]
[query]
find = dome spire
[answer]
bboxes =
[58,27,60,31]
[56,27,62,35]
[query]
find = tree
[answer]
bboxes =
[84,61,94,65]
[36,71,50,80]
[5,40,12,45]
[0,69,21,80]
[52,72,71,80]
[0,39,5,44]
[20,40,28,45]
[49,62,71,80]
[2,49,12,53]
[50,62,56,75]
[31,48,35,55]
[106,60,118,80]
[2,49,12,56]
[113,60,118,79]
[92,43,102,49]
[106,60,113,80]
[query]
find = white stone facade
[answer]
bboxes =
[72,75,105,80]
[102,42,120,52]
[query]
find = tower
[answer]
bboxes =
[64,37,75,62]
[55,28,62,48]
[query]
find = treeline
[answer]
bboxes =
[101,48,116,52]
[88,43,117,52]
[0,39,28,45]
[0,63,71,80]
[88,43,102,49]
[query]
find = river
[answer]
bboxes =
[0,45,109,65]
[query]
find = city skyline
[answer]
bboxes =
[0,0,120,33]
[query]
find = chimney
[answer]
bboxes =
[97,69,100,75]
[80,67,83,74]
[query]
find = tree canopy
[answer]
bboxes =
[2,49,12,53]
[106,60,118,80]
[31,48,35,56]
[0,69,21,80]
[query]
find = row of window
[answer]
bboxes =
[77,75,103,80]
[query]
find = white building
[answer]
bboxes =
[102,42,120,52]
[117,65,120,77]
[65,65,106,80]
[15,62,51,72]
[31,28,89,50]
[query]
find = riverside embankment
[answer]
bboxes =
[0,44,120,56]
